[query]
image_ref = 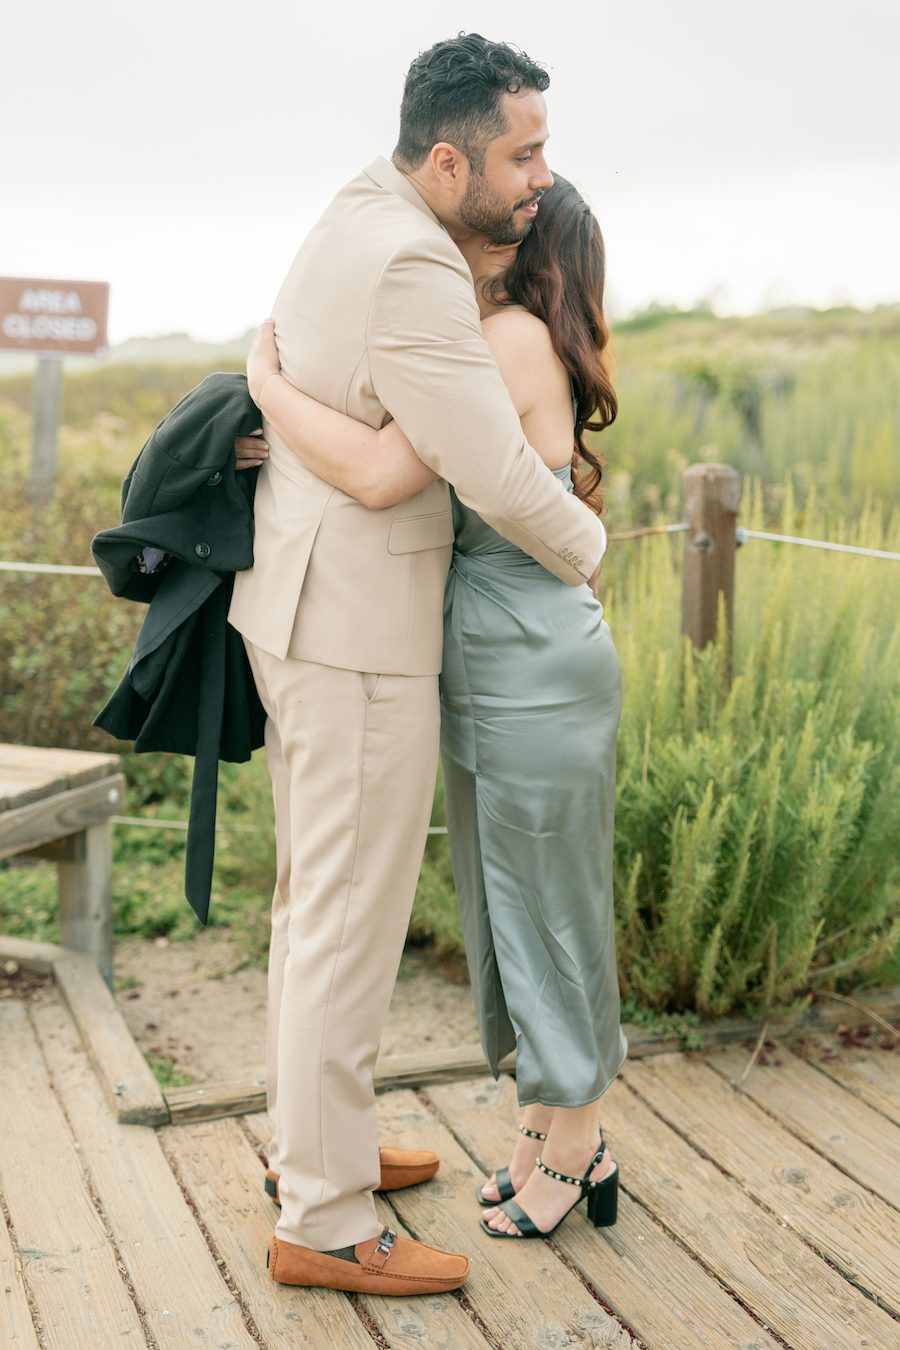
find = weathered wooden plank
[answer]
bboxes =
[593,1076,897,1350]
[375,1043,516,1090]
[0,770,54,812]
[793,1034,900,1126]
[374,1088,638,1348]
[161,1116,377,1348]
[624,1053,900,1314]
[164,990,900,1126]
[0,999,146,1348]
[710,1045,900,1208]
[53,949,169,1125]
[0,935,63,973]
[0,743,118,789]
[428,1075,780,1350]
[165,1044,513,1123]
[241,1110,492,1349]
[30,986,257,1350]
[166,1079,267,1124]
[0,774,125,860]
[0,1177,41,1349]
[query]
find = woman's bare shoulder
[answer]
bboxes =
[482,306,561,374]
[483,307,572,455]
[482,305,551,344]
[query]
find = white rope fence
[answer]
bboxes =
[607,522,689,542]
[3,526,898,576]
[735,528,900,561]
[0,559,103,576]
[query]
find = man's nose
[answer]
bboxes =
[532,162,554,192]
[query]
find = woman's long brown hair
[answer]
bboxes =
[487,176,617,510]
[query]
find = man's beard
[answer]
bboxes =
[459,170,541,245]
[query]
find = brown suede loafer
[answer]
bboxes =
[264,1147,439,1205]
[267,1226,469,1295]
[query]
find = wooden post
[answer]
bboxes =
[58,822,115,991]
[681,463,741,669]
[30,353,63,510]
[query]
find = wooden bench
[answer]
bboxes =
[0,744,124,990]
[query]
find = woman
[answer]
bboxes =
[237,176,627,1239]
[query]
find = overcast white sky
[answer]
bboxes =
[2,0,899,344]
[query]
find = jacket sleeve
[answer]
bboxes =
[367,236,606,585]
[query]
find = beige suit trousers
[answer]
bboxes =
[243,639,439,1250]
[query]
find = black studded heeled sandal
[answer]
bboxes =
[479,1134,618,1238]
[475,1122,548,1207]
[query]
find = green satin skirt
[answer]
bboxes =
[440,545,628,1107]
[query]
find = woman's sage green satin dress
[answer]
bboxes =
[439,464,628,1107]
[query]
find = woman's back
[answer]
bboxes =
[480,306,575,470]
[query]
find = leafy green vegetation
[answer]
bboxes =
[144,1053,195,1089]
[605,490,898,1015]
[1,307,897,1017]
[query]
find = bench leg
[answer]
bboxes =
[58,822,114,991]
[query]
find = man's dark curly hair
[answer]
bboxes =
[393,33,550,174]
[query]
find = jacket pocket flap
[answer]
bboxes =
[388,512,454,555]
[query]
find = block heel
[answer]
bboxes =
[586,1162,618,1227]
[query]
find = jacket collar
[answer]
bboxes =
[363,156,445,229]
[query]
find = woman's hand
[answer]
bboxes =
[234,427,268,469]
[247,318,281,406]
[234,319,281,469]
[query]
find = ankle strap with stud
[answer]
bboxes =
[518,1123,548,1141]
[535,1143,606,1189]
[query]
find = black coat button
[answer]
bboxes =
[194,543,211,559]
[206,470,223,486]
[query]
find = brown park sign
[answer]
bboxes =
[0,276,109,354]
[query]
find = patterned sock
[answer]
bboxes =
[322,1245,360,1264]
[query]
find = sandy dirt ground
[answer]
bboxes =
[110,930,481,1087]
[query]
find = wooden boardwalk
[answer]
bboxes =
[1,972,898,1349]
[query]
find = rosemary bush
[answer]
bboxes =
[606,483,899,1016]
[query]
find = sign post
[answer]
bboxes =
[31,356,64,510]
[0,277,110,509]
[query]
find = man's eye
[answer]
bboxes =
[517,155,533,164]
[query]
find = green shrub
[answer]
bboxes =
[0,470,140,752]
[605,488,899,1016]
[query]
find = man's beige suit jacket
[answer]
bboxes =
[229,157,606,676]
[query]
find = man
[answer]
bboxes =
[228,33,606,1296]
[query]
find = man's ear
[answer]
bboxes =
[429,141,468,192]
